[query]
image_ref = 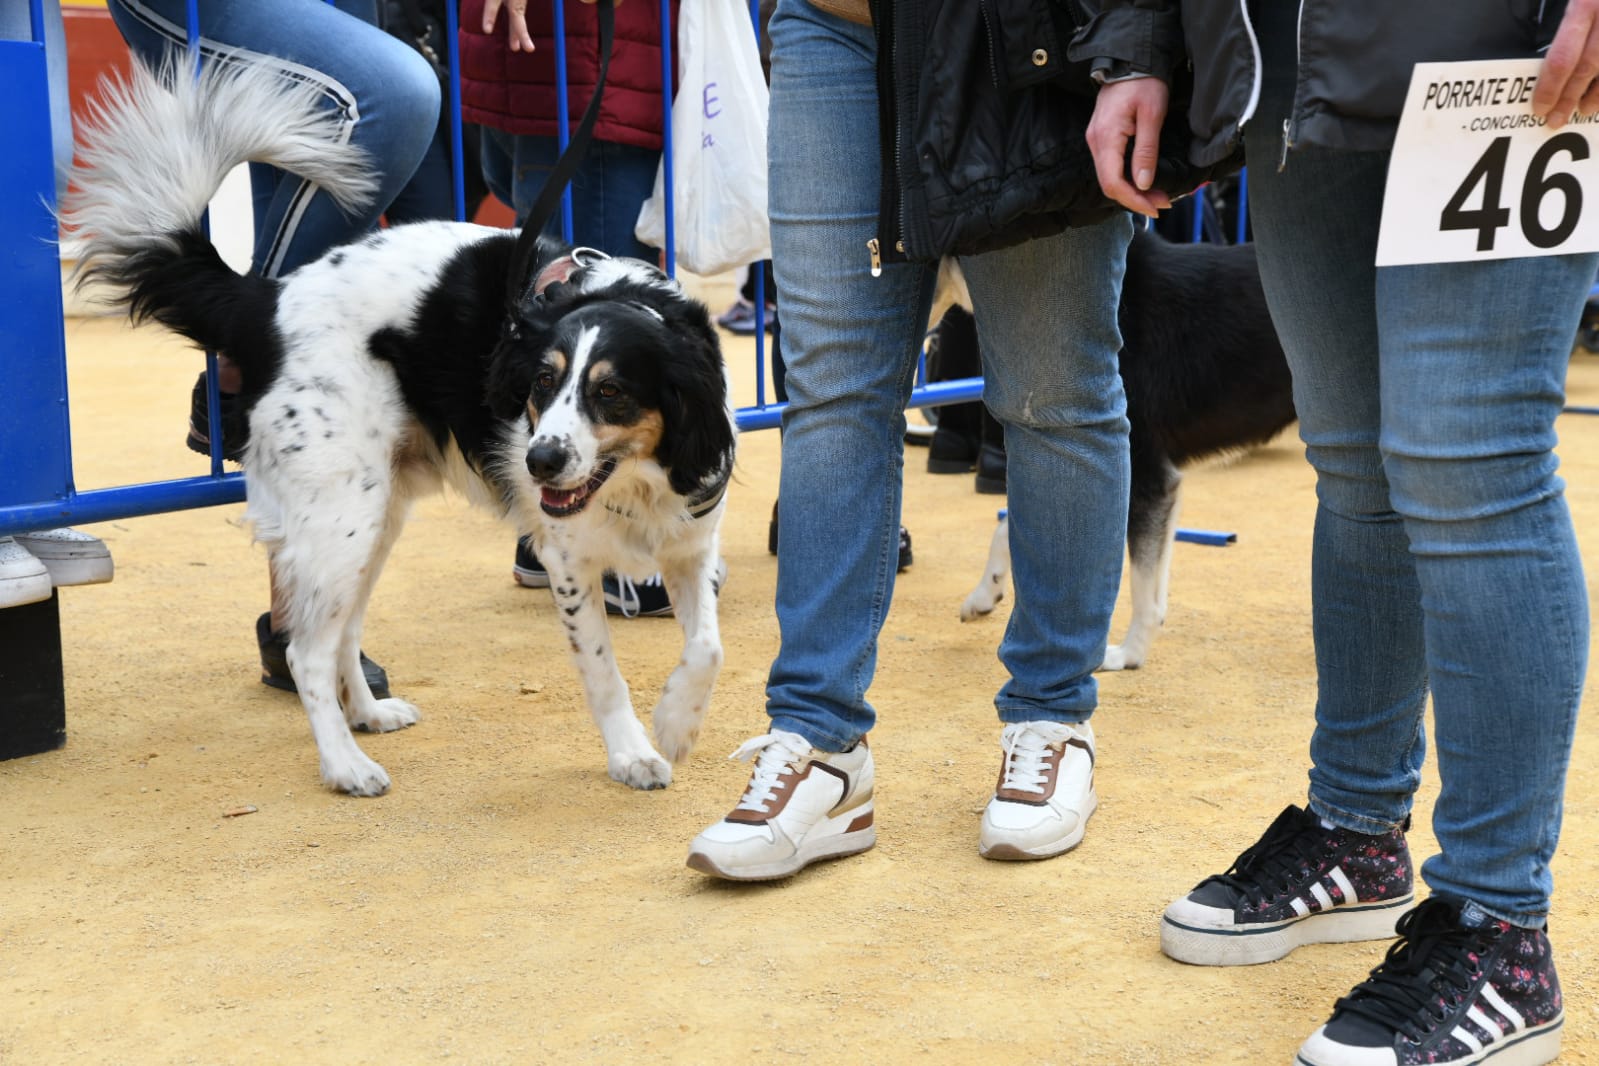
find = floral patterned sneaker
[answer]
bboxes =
[1295,897,1563,1066]
[1161,803,1414,966]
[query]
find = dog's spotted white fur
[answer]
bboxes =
[66,58,733,795]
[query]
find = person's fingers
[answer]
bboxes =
[482,0,504,33]
[483,0,536,51]
[505,1,535,52]
[1087,80,1171,217]
[1535,2,1599,129]
[1130,84,1169,198]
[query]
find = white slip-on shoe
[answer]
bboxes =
[979,720,1097,860]
[686,729,875,881]
[13,528,114,586]
[0,536,53,609]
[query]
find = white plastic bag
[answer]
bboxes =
[634,0,771,275]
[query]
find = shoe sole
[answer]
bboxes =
[979,790,1097,861]
[27,558,114,586]
[686,809,877,881]
[1161,892,1415,967]
[974,474,1007,495]
[512,566,551,589]
[0,574,54,609]
[1294,1013,1561,1066]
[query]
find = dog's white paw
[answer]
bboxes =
[349,697,421,733]
[960,582,1004,621]
[653,713,704,764]
[321,749,392,797]
[1099,645,1144,672]
[609,750,672,791]
[652,690,708,764]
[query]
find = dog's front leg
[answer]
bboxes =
[651,556,724,762]
[1106,476,1182,671]
[286,626,392,796]
[960,515,1011,621]
[549,571,672,790]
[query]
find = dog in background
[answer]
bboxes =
[66,58,735,795]
[955,227,1296,670]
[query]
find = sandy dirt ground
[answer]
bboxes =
[6,274,1599,1065]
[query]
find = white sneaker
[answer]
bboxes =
[686,730,876,881]
[979,720,1097,860]
[0,536,53,609]
[13,528,113,586]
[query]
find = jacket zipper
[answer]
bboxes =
[1279,0,1307,170]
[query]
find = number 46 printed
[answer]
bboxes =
[1376,58,1599,267]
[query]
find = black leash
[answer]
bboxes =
[503,0,617,316]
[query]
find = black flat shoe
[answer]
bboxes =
[256,612,391,700]
[186,372,249,462]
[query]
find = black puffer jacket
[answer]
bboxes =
[871,0,1219,264]
[1073,0,1568,167]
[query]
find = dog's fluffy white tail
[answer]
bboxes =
[64,54,376,280]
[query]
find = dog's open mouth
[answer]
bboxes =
[539,458,616,518]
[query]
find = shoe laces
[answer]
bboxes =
[997,722,1077,794]
[1198,805,1336,909]
[729,731,814,815]
[1332,898,1496,1042]
[610,573,665,618]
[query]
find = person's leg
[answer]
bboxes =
[479,126,517,212]
[1158,1,1421,967]
[1288,249,1584,1062]
[685,0,926,880]
[760,2,932,751]
[1375,251,1592,924]
[505,136,661,261]
[1244,6,1426,838]
[1244,6,1587,923]
[382,117,462,225]
[959,219,1131,723]
[107,0,439,277]
[957,215,1131,861]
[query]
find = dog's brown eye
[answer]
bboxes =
[596,383,621,400]
[534,370,555,393]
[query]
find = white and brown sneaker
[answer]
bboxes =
[979,720,1097,860]
[686,730,875,881]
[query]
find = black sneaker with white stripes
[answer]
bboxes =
[1295,897,1563,1066]
[1161,803,1414,966]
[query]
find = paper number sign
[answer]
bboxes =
[1376,58,1599,267]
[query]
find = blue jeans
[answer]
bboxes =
[480,126,660,259]
[1246,3,1592,925]
[764,0,1132,750]
[107,0,439,278]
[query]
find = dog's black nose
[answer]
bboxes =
[526,440,569,482]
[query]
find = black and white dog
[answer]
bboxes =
[954,227,1296,670]
[66,58,735,795]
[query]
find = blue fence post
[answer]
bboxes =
[0,2,69,757]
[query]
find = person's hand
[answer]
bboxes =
[1534,0,1599,129]
[483,0,535,52]
[1086,77,1174,217]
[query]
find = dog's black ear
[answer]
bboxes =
[657,325,735,498]
[484,326,535,421]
